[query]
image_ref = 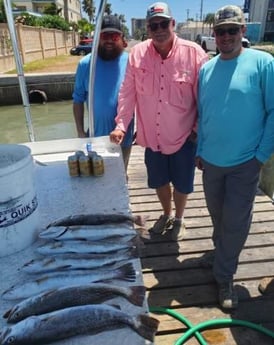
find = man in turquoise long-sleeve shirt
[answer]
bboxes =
[73,15,134,171]
[196,5,274,310]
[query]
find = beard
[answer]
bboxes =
[98,44,123,60]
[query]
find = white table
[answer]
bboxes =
[0,137,153,345]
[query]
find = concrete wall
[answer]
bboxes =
[0,73,75,105]
[0,23,78,73]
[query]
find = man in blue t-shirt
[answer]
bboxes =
[196,5,274,310]
[73,15,134,170]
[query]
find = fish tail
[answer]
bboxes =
[133,214,149,227]
[127,286,146,306]
[127,247,139,258]
[135,314,159,341]
[130,235,145,250]
[135,227,151,240]
[118,263,136,282]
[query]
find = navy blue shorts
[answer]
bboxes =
[144,140,196,194]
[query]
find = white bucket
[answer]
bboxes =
[0,144,39,257]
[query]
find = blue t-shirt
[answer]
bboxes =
[72,51,134,148]
[197,49,274,166]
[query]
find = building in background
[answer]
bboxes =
[12,0,81,23]
[177,20,211,41]
[131,18,146,38]
[130,0,273,43]
[245,0,274,41]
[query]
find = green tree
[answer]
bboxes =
[0,0,6,22]
[204,13,214,29]
[118,14,126,25]
[0,0,17,23]
[82,0,96,23]
[77,18,94,38]
[39,15,70,30]
[133,28,146,41]
[105,2,112,15]
[43,3,62,16]
[14,12,39,26]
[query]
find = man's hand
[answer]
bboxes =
[78,130,87,138]
[195,156,204,171]
[188,130,197,144]
[110,129,125,145]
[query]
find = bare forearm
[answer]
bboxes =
[73,103,86,137]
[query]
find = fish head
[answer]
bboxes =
[5,306,21,323]
[1,317,37,344]
[0,327,14,345]
[39,226,67,239]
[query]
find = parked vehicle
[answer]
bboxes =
[70,42,93,56]
[79,38,93,45]
[196,33,251,53]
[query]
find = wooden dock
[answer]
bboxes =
[128,145,274,345]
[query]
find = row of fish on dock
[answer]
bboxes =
[0,213,159,345]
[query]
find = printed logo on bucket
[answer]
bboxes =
[0,196,38,228]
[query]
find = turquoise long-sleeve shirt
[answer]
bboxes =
[197,48,274,166]
[72,51,134,148]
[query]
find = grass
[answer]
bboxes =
[252,42,274,56]
[5,42,273,74]
[6,55,80,74]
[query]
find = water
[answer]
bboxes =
[0,100,80,144]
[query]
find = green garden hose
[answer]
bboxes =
[150,306,207,345]
[149,306,274,345]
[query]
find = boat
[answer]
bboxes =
[0,1,153,344]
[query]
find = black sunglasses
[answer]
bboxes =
[148,19,170,32]
[214,27,241,37]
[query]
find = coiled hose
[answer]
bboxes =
[149,306,274,345]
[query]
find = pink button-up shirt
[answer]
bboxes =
[115,35,208,154]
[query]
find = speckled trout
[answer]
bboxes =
[21,248,138,274]
[47,213,148,227]
[0,305,159,344]
[3,284,146,323]
[36,238,137,255]
[2,263,136,300]
[39,223,150,241]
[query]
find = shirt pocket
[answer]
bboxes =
[134,67,154,95]
[169,73,194,108]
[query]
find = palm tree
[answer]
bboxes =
[105,2,112,15]
[118,14,126,25]
[82,0,96,23]
[204,13,214,30]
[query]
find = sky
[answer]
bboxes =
[93,0,245,28]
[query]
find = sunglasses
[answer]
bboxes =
[148,19,171,32]
[214,27,241,37]
[100,32,121,41]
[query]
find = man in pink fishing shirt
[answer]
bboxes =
[110,2,208,240]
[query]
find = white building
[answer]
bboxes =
[177,21,212,41]
[131,18,146,37]
[245,0,274,41]
[13,0,82,23]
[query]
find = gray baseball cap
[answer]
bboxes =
[146,2,172,21]
[101,15,122,33]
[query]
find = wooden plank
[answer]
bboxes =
[127,145,274,345]
[141,263,274,290]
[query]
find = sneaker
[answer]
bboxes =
[171,220,186,241]
[218,281,238,310]
[258,277,274,295]
[200,250,215,268]
[150,215,173,234]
